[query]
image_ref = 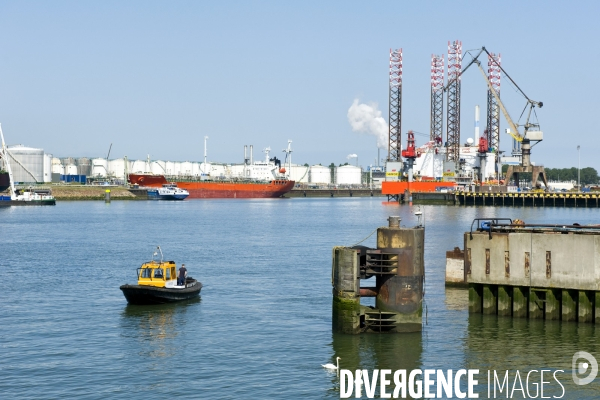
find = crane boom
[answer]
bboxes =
[474,60,522,142]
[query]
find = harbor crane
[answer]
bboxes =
[450,47,548,189]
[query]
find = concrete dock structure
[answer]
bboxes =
[463,219,600,323]
[457,191,600,207]
[332,216,425,333]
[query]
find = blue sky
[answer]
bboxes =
[0,1,598,170]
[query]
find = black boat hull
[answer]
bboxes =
[0,199,56,206]
[120,279,202,305]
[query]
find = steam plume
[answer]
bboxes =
[347,99,388,149]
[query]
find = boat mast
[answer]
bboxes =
[0,124,17,200]
[203,136,208,173]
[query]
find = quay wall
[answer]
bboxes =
[466,231,600,291]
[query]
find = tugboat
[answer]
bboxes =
[147,183,189,200]
[120,246,202,305]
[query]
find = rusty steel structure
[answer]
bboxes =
[446,40,462,162]
[331,216,425,334]
[486,52,501,154]
[430,54,444,145]
[388,49,403,161]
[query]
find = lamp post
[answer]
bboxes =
[577,145,581,191]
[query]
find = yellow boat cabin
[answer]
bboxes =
[137,260,178,288]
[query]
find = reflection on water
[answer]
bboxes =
[120,298,201,360]
[466,314,600,399]
[444,288,469,311]
[326,332,423,397]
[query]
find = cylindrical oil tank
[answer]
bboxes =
[76,157,92,176]
[61,157,76,166]
[375,223,424,332]
[289,165,309,183]
[92,158,108,178]
[108,158,127,179]
[65,164,78,175]
[171,162,182,176]
[180,161,193,176]
[165,161,175,176]
[309,165,331,184]
[335,165,362,185]
[43,153,52,182]
[192,163,202,176]
[7,145,44,183]
[52,157,62,166]
[210,163,226,177]
[151,160,166,175]
[52,164,65,175]
[131,160,148,174]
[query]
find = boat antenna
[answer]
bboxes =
[153,246,164,263]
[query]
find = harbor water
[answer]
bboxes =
[1,199,599,399]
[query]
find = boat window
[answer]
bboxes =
[166,268,171,279]
[154,268,164,279]
[141,268,152,278]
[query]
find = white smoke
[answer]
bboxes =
[347,153,357,159]
[347,99,388,149]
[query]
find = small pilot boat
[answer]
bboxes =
[120,246,202,305]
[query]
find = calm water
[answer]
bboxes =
[1,199,599,399]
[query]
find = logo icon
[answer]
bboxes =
[572,351,598,385]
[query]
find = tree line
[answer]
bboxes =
[501,166,599,185]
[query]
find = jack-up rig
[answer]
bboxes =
[382,43,547,200]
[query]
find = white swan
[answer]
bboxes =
[322,357,341,371]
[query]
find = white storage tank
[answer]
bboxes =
[191,162,200,176]
[335,165,362,185]
[131,160,148,174]
[7,145,44,183]
[76,157,92,176]
[309,165,331,184]
[43,153,52,182]
[52,164,65,175]
[172,162,182,176]
[288,165,309,183]
[209,164,226,178]
[165,161,175,176]
[65,164,78,175]
[61,157,76,166]
[108,158,127,179]
[151,160,166,175]
[92,158,108,178]
[180,161,193,176]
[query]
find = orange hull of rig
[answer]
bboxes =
[382,181,455,195]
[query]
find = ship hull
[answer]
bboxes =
[129,174,295,199]
[120,280,202,305]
